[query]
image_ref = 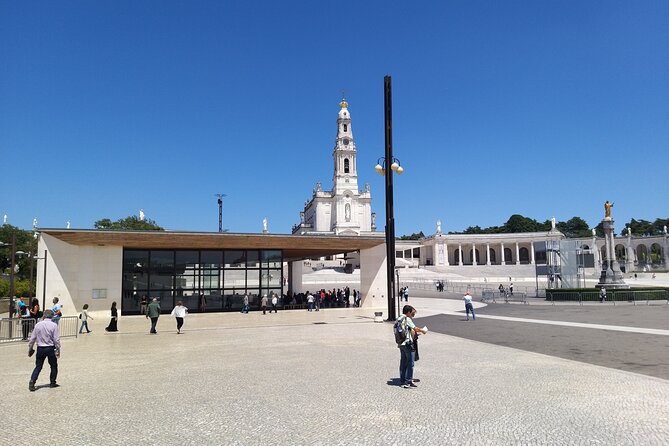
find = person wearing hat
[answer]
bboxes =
[27,309,61,391]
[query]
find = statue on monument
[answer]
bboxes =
[604,201,613,219]
[262,218,268,233]
[436,219,442,234]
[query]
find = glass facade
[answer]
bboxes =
[122,249,283,314]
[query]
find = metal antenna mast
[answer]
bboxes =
[215,194,227,232]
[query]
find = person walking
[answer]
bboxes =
[306,292,314,311]
[51,297,63,325]
[403,287,409,302]
[270,293,278,313]
[260,294,268,315]
[599,287,607,303]
[397,305,427,389]
[463,291,476,321]
[241,294,250,314]
[28,309,61,391]
[170,301,188,334]
[139,295,148,315]
[79,304,93,334]
[509,282,514,295]
[146,298,161,334]
[105,302,119,332]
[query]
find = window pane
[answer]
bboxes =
[123,271,148,290]
[151,251,174,270]
[150,272,173,290]
[201,251,223,268]
[247,269,260,288]
[247,250,260,269]
[225,250,246,268]
[261,250,282,268]
[224,269,245,289]
[124,250,149,271]
[176,251,199,270]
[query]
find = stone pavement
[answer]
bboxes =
[2,298,669,445]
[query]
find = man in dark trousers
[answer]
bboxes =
[28,309,61,391]
[146,298,161,334]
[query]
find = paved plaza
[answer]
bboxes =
[2,295,669,445]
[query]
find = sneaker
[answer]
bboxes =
[29,382,35,392]
[49,383,60,388]
[408,382,418,388]
[401,384,411,389]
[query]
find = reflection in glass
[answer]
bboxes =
[225,251,246,268]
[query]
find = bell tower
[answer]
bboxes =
[332,97,358,195]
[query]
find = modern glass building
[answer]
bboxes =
[35,229,387,318]
[122,249,283,314]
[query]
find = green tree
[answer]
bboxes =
[0,225,38,281]
[94,216,164,231]
[399,231,425,240]
[556,217,591,238]
[504,214,541,233]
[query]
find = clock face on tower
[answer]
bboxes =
[343,138,349,146]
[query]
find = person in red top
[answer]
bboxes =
[28,309,61,391]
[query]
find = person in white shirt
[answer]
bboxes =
[170,301,188,334]
[463,292,476,321]
[270,293,278,313]
[306,292,314,311]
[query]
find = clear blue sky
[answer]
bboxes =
[2,1,667,236]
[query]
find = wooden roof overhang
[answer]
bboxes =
[41,229,386,262]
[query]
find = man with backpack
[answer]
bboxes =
[394,305,427,389]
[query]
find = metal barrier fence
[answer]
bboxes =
[546,289,669,306]
[480,289,527,304]
[0,316,79,344]
[400,278,536,299]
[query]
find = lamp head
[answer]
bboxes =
[374,164,385,176]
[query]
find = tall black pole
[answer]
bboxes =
[218,197,223,233]
[384,75,397,321]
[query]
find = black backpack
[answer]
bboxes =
[393,316,408,345]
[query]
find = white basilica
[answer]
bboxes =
[292,98,378,237]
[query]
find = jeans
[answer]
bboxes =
[79,320,91,333]
[31,346,58,384]
[466,303,476,320]
[150,317,159,333]
[175,317,184,331]
[399,344,414,385]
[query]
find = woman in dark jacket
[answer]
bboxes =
[105,301,119,332]
[29,298,42,320]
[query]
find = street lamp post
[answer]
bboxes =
[374,75,404,322]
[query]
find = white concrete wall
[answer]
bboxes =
[359,243,387,309]
[38,233,122,316]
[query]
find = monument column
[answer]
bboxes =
[472,243,477,266]
[515,242,520,265]
[486,243,491,265]
[444,242,449,266]
[597,201,628,289]
[501,243,505,265]
[592,230,600,277]
[458,243,463,266]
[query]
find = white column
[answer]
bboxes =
[530,242,535,264]
[486,243,491,265]
[501,243,505,265]
[472,243,477,266]
[445,243,450,266]
[458,243,463,266]
[515,242,520,265]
